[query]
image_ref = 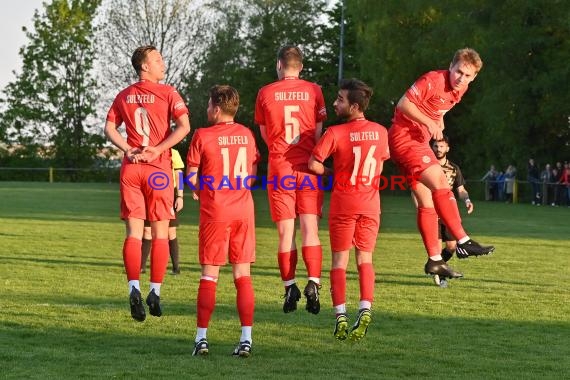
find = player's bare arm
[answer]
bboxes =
[308,155,332,176]
[308,155,325,175]
[187,166,199,200]
[315,122,323,142]
[104,120,144,163]
[143,114,191,162]
[259,124,268,145]
[397,95,443,140]
[174,168,184,212]
[456,185,473,214]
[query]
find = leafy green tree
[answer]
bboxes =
[181,0,334,166]
[0,0,102,171]
[346,0,570,176]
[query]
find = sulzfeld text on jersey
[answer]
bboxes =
[274,91,310,101]
[350,131,380,142]
[218,135,249,146]
[125,94,155,104]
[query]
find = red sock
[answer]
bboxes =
[197,279,217,328]
[150,239,169,283]
[278,250,298,282]
[358,263,375,303]
[123,237,142,281]
[234,276,254,326]
[330,268,346,307]
[432,189,466,240]
[302,245,323,279]
[417,207,441,257]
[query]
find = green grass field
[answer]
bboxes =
[1,182,568,379]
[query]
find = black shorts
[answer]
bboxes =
[144,213,179,228]
[438,220,454,242]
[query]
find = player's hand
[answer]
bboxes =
[125,147,143,163]
[427,121,444,140]
[141,146,161,163]
[174,196,184,212]
[192,191,199,200]
[465,199,474,214]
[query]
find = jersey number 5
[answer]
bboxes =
[221,147,249,178]
[350,145,377,185]
[284,105,300,144]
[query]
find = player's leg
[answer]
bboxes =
[329,214,354,340]
[194,263,221,357]
[348,215,377,342]
[124,218,146,321]
[275,218,301,313]
[413,182,463,280]
[299,213,322,314]
[193,221,229,356]
[269,166,301,312]
[348,250,373,342]
[444,240,457,259]
[232,264,254,358]
[297,176,324,314]
[421,165,494,257]
[168,222,180,274]
[140,224,151,274]
[146,219,170,317]
[229,217,255,357]
[439,222,453,262]
[144,165,175,316]
[120,166,147,321]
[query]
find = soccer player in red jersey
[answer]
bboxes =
[309,79,389,342]
[254,45,327,314]
[104,45,190,322]
[388,48,494,282]
[187,85,258,358]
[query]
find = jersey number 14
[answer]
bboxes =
[221,147,249,178]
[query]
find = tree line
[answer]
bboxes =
[1,0,568,180]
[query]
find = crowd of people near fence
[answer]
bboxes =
[481,159,570,206]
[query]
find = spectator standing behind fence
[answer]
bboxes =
[561,162,570,207]
[552,162,563,206]
[504,165,516,203]
[527,158,541,205]
[541,164,553,205]
[481,164,498,201]
[496,170,505,201]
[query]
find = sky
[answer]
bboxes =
[0,1,45,90]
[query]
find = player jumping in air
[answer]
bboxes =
[388,48,494,284]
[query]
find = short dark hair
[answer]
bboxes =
[209,85,239,116]
[339,78,373,112]
[277,45,303,70]
[433,135,450,145]
[131,45,157,75]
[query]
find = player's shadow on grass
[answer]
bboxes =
[2,307,568,378]
[0,255,120,268]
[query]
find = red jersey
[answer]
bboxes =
[186,122,259,222]
[392,70,467,141]
[254,77,327,167]
[313,118,390,215]
[106,80,189,169]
